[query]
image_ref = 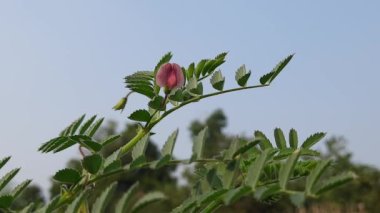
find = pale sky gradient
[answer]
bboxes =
[0,1,379,195]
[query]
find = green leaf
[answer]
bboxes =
[11,179,31,199]
[128,109,151,122]
[115,182,139,213]
[218,160,239,188]
[254,185,281,201]
[153,155,172,169]
[78,138,102,153]
[154,52,172,73]
[279,149,301,190]
[191,127,208,161]
[260,54,294,85]
[36,195,60,213]
[315,172,357,195]
[161,129,179,157]
[195,59,207,78]
[245,149,275,190]
[235,65,251,87]
[39,137,66,153]
[206,168,223,190]
[79,115,97,135]
[132,134,149,160]
[104,150,121,169]
[53,137,77,153]
[301,132,326,149]
[69,114,86,136]
[0,168,20,192]
[233,139,261,158]
[223,186,251,205]
[92,182,117,213]
[0,195,13,209]
[215,52,228,60]
[289,129,298,148]
[254,131,273,150]
[186,63,195,80]
[168,89,184,102]
[65,190,88,213]
[198,189,228,206]
[101,135,121,147]
[148,96,166,111]
[0,156,11,170]
[103,160,122,174]
[224,138,243,160]
[19,203,35,213]
[87,117,104,137]
[125,71,155,98]
[274,128,286,149]
[187,77,203,95]
[53,168,81,184]
[210,71,225,91]
[82,154,103,174]
[131,192,166,213]
[305,159,332,195]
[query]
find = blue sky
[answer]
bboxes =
[0,1,379,194]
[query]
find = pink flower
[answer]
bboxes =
[156,63,185,90]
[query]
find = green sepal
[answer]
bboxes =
[235,65,251,87]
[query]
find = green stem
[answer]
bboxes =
[120,128,148,156]
[120,84,269,158]
[148,84,269,129]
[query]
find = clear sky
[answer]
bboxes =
[1,1,379,195]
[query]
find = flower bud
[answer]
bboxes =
[156,63,185,92]
[112,97,127,112]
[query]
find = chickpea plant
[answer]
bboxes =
[0,52,356,212]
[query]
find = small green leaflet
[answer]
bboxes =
[235,65,251,87]
[191,127,208,161]
[161,129,179,157]
[315,171,357,195]
[125,71,155,98]
[11,179,31,199]
[154,52,172,73]
[0,195,13,209]
[148,96,166,111]
[301,132,326,149]
[245,149,275,190]
[305,159,332,195]
[210,70,225,91]
[195,59,207,79]
[0,168,20,191]
[186,63,195,80]
[53,168,81,184]
[0,156,11,170]
[115,182,139,213]
[289,129,298,148]
[279,149,301,190]
[65,190,88,213]
[132,134,150,160]
[82,154,103,174]
[128,109,151,122]
[274,128,286,149]
[186,77,203,95]
[168,89,184,102]
[79,115,97,135]
[260,54,294,85]
[131,192,166,213]
[92,182,117,213]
